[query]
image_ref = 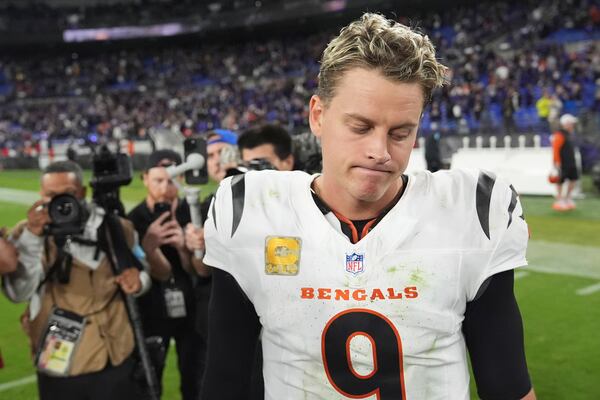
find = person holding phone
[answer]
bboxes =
[127,150,210,400]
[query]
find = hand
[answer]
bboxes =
[162,219,186,251]
[26,200,50,236]
[184,223,205,254]
[115,268,142,294]
[141,212,174,250]
[0,236,18,275]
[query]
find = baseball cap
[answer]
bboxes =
[146,149,182,170]
[559,114,578,127]
[207,129,238,146]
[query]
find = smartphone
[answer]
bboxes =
[183,137,208,185]
[153,202,172,223]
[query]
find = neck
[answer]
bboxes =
[313,175,403,220]
[145,196,157,211]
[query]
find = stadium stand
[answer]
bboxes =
[0,0,599,186]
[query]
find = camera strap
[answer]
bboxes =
[37,236,73,291]
[40,234,100,290]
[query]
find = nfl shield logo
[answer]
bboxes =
[345,252,365,275]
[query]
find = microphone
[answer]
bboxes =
[166,153,205,179]
[184,187,204,259]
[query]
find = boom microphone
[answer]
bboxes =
[166,153,205,179]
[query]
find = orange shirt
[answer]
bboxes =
[552,131,565,164]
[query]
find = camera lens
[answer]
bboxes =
[48,194,81,225]
[57,202,73,216]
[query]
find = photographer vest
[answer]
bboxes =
[13,219,136,375]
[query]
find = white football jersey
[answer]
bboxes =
[204,169,528,400]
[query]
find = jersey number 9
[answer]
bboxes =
[321,308,406,399]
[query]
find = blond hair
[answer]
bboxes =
[317,13,447,105]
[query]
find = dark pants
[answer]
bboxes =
[37,356,139,400]
[148,318,206,400]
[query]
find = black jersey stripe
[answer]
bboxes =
[230,174,246,237]
[476,171,496,240]
[211,192,218,230]
[507,184,518,228]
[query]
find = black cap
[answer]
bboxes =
[146,149,182,170]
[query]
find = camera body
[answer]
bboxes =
[91,147,133,190]
[90,145,133,216]
[45,194,87,237]
[224,157,276,177]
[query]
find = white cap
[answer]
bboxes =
[559,113,578,127]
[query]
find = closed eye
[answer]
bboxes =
[350,125,371,134]
[390,129,412,141]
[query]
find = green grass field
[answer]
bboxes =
[1,170,599,399]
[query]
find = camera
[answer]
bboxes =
[45,194,87,237]
[224,158,276,177]
[91,145,133,190]
[90,145,133,216]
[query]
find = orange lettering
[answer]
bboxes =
[387,288,403,299]
[318,288,332,300]
[301,287,315,299]
[334,289,350,301]
[404,286,418,299]
[370,288,385,300]
[352,289,367,301]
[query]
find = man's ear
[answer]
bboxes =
[309,95,325,139]
[80,186,87,200]
[282,154,294,171]
[142,171,149,188]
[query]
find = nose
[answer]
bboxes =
[365,130,391,164]
[158,180,171,196]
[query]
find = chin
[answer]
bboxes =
[351,186,387,203]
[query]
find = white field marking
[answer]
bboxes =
[0,188,39,205]
[514,271,530,280]
[0,374,36,392]
[0,188,136,210]
[525,240,600,280]
[576,282,600,296]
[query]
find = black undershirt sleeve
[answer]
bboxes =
[463,269,532,400]
[200,268,262,400]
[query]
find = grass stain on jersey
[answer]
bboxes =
[268,189,280,199]
[409,267,427,286]
[387,264,409,274]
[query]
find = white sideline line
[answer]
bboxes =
[0,374,36,392]
[576,282,600,296]
[0,188,135,210]
[514,271,530,280]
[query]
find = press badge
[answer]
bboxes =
[163,280,186,319]
[36,308,85,376]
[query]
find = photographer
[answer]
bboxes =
[1,160,150,400]
[206,129,239,183]
[237,124,295,172]
[127,150,210,400]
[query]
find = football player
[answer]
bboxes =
[201,13,536,400]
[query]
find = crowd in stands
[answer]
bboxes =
[1,0,599,154]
